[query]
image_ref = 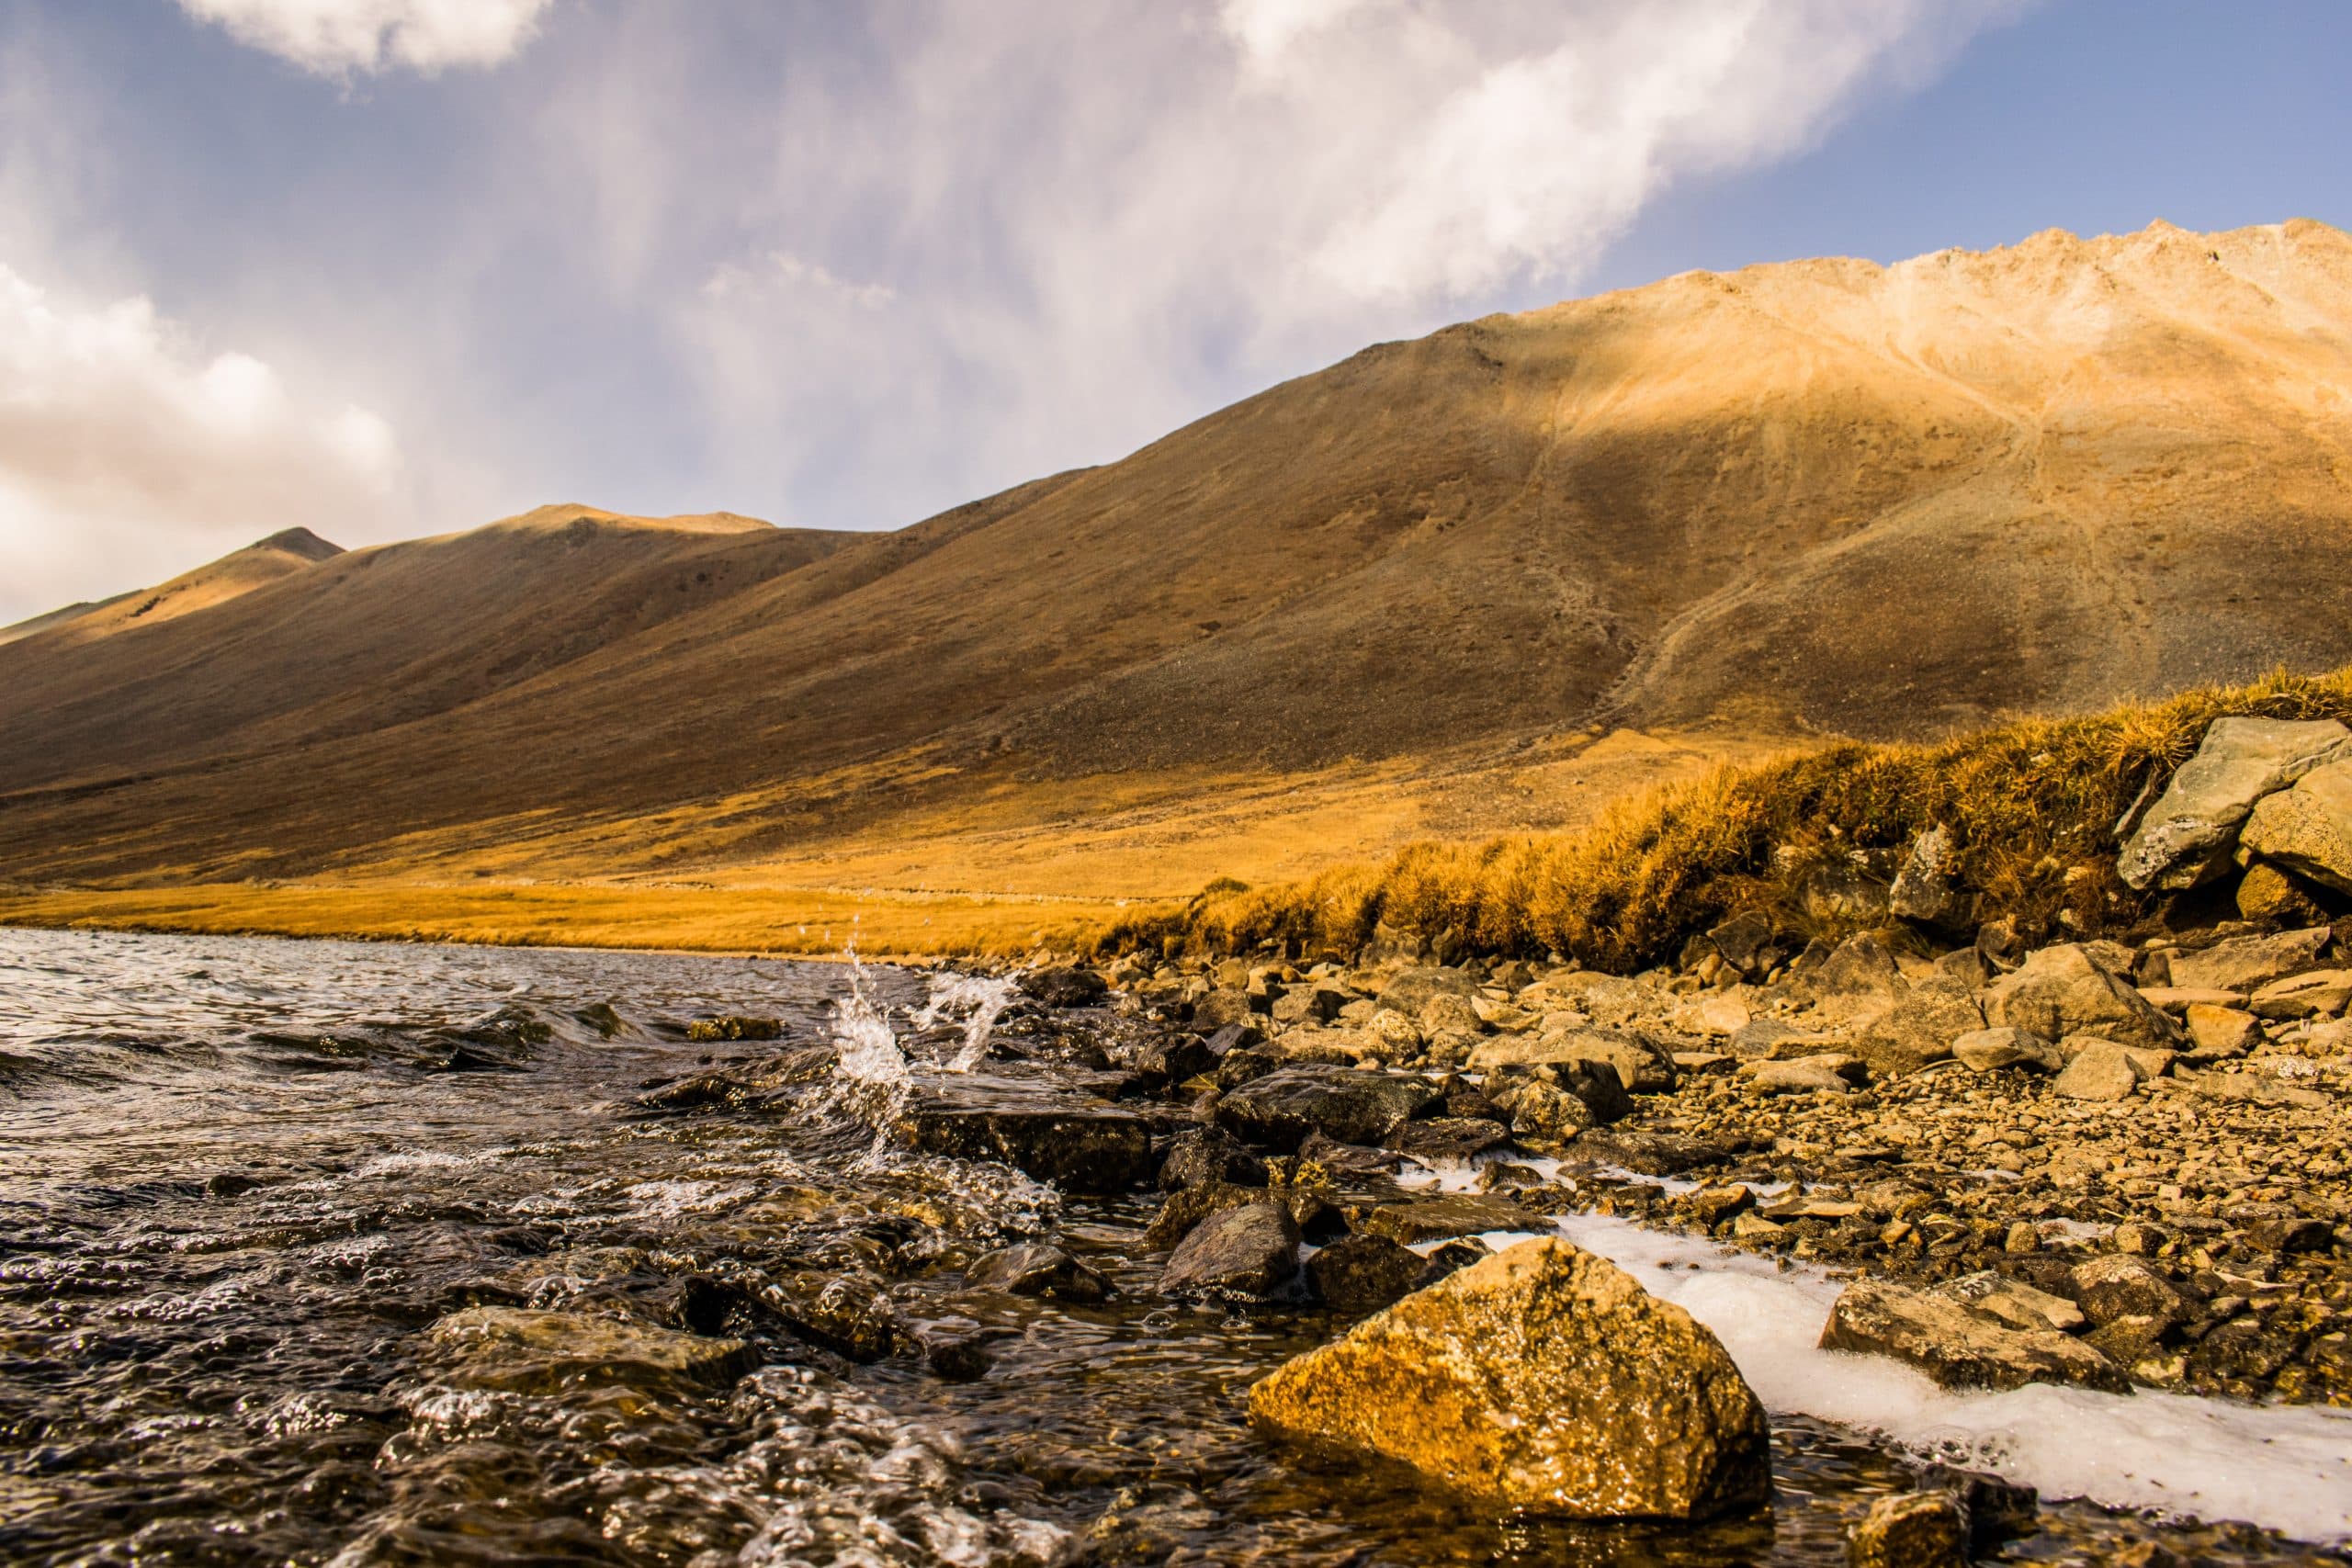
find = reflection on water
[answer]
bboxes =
[0,928,2342,1566]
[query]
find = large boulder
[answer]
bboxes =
[1374,966,1478,1016]
[1470,1026,1677,1093]
[1888,824,1970,931]
[1213,1066,1442,1152]
[1159,1202,1300,1303]
[2168,926,2334,992]
[1979,944,2178,1049]
[2117,716,2352,890]
[1305,1234,1430,1315]
[2240,760,2352,892]
[1817,1279,2129,1393]
[1249,1238,1770,1519]
[897,1100,1155,1192]
[1850,988,1982,1077]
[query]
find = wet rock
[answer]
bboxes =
[1951,1026,2060,1073]
[1213,1066,1442,1153]
[1571,1126,1735,1177]
[1688,1184,1755,1228]
[966,1243,1111,1303]
[635,1044,835,1111]
[1817,1278,2131,1393]
[684,1014,783,1043]
[1384,1117,1510,1158]
[1160,1202,1301,1303]
[1209,1045,1282,1088]
[2239,758,2352,893]
[2116,716,2352,890]
[1914,1464,2038,1553]
[1847,1491,1969,1568]
[1980,943,2179,1049]
[1117,1032,1217,1089]
[1201,1021,1265,1056]
[1350,1193,1540,1246]
[768,1270,910,1362]
[428,1307,752,1391]
[1023,966,1109,1008]
[897,1099,1154,1193]
[1146,1179,1333,1250]
[2070,1256,2187,1329]
[2167,926,2333,993]
[1249,1238,1771,1519]
[1305,1233,1429,1315]
[1158,1126,1268,1191]
[922,1329,1000,1382]
[2085,1314,2171,1373]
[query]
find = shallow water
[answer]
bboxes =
[0,928,2344,1566]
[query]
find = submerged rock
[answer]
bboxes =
[1847,1491,1969,1568]
[1817,1278,2129,1394]
[1159,1202,1300,1303]
[1249,1238,1770,1519]
[967,1243,1111,1303]
[427,1307,752,1391]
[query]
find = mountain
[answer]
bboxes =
[4,219,2351,891]
[0,526,343,648]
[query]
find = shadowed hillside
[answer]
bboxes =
[0,526,343,648]
[4,219,2352,892]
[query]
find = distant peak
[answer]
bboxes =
[251,526,345,561]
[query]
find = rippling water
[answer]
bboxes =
[1,928,2343,1566]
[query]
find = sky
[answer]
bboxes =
[0,0,2347,624]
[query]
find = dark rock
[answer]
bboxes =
[1350,1193,1539,1246]
[897,1099,1154,1193]
[1707,911,1783,978]
[1119,1032,1217,1089]
[1382,1116,1510,1158]
[1190,988,1255,1030]
[2244,1213,2335,1256]
[1160,1202,1301,1303]
[1022,967,1109,1008]
[1202,1022,1266,1056]
[684,1014,783,1043]
[966,1243,1111,1303]
[1975,917,2027,974]
[1147,1179,1333,1249]
[1306,1234,1429,1315]
[1915,1464,2037,1552]
[1210,1046,1283,1089]
[1158,1126,1269,1191]
[1295,1132,1405,1176]
[767,1270,911,1363]
[1213,1066,1442,1153]
[922,1331,999,1382]
[1571,1126,1734,1177]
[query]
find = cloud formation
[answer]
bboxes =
[175,0,551,75]
[0,265,399,618]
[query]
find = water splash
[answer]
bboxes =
[828,939,914,1161]
[912,971,1019,1072]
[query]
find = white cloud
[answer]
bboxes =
[676,0,2022,529]
[0,264,400,620]
[174,0,552,75]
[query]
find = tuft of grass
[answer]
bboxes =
[1102,667,2352,972]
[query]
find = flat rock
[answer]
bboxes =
[428,1307,753,1391]
[1374,966,1478,1016]
[2249,969,2352,1021]
[1851,988,1980,1077]
[2116,716,2352,890]
[1213,1066,1442,1152]
[897,1093,1154,1192]
[1570,1126,1736,1176]
[1250,1238,1771,1519]
[1383,1116,1511,1158]
[1818,1278,2130,1393]
[1160,1201,1301,1303]
[1939,1271,2085,1334]
[1350,1192,1541,1246]
[1951,1027,2061,1073]
[2182,1003,2262,1058]
[2167,926,2333,993]
[1743,1056,1860,1095]
[2135,986,2249,1014]
[1158,1125,1269,1191]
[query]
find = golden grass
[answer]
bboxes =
[0,883,1149,960]
[1105,668,2352,971]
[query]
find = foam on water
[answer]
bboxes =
[1441,1195,2352,1543]
[913,972,1019,1072]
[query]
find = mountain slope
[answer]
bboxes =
[3,218,2350,886]
[0,527,342,649]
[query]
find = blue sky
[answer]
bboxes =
[0,0,2346,622]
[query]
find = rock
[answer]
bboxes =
[1806,933,1907,1018]
[2135,985,2250,1013]
[768,1271,910,1362]
[1383,1116,1511,1158]
[2239,758,2352,893]
[1674,993,1753,1037]
[1160,1202,1300,1303]
[1213,1066,1442,1153]
[1939,1271,2084,1333]
[684,1014,784,1043]
[1889,824,1969,931]
[1487,1058,1632,1125]
[1951,1026,2061,1073]
[2236,861,2328,924]
[921,1329,999,1382]
[966,1243,1111,1303]
[1744,1056,1860,1095]
[1210,1045,1282,1088]
[1190,987,1255,1031]
[2052,1043,2156,1101]
[1817,1278,2131,1393]
[2167,926,2333,992]
[2249,968,2352,1020]
[2244,1214,2335,1255]
[1975,917,2027,974]
[1471,1026,1677,1093]
[1374,966,1478,1017]
[1706,912,1783,979]
[427,1307,752,1391]
[1915,1464,2038,1553]
[1271,983,1349,1026]
[1933,945,1992,989]
[1492,1077,1594,1141]
[2182,1004,2262,1059]
[2071,1256,2187,1329]
[1201,1022,1264,1057]
[1023,967,1109,1008]
[897,1100,1154,1193]
[1980,944,2179,1049]
[1688,1185,1755,1228]
[1305,1234,1429,1315]
[2116,716,2352,890]
[1727,1020,1837,1060]
[1351,1192,1542,1246]
[1571,1127,1736,1177]
[1249,1238,1771,1519]
[2084,1314,2171,1372]
[1847,1491,1969,1568]
[1158,1126,1268,1190]
[1851,989,1981,1077]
